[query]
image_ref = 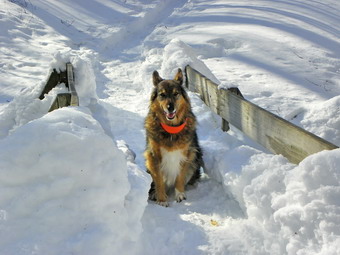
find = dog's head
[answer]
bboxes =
[151,68,190,123]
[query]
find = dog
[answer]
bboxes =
[144,68,203,207]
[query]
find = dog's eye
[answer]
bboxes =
[174,92,179,97]
[159,93,166,98]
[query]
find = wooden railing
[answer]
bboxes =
[39,63,79,112]
[185,65,338,164]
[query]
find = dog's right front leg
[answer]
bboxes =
[154,172,168,207]
[145,149,168,207]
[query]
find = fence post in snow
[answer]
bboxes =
[66,63,79,107]
[185,65,233,132]
[39,63,79,112]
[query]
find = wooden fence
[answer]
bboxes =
[185,65,338,164]
[39,63,79,112]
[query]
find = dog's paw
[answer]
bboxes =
[157,201,169,207]
[175,190,186,203]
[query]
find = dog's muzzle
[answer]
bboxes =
[165,110,176,120]
[164,103,176,120]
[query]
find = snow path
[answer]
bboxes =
[94,60,247,254]
[83,3,249,253]
[90,12,248,254]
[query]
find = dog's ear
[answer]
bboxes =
[153,71,163,86]
[174,68,183,85]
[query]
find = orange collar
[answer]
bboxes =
[160,119,187,134]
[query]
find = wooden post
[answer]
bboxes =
[221,119,230,132]
[48,93,71,112]
[66,63,79,107]
[40,63,79,112]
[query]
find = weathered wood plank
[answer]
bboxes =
[66,63,79,106]
[42,63,79,112]
[185,65,338,164]
[48,93,71,112]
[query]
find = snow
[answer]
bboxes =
[0,107,148,255]
[298,96,340,146]
[0,0,339,254]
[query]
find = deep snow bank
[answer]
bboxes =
[273,149,340,254]
[0,107,143,255]
[210,144,340,254]
[299,96,340,147]
[157,39,340,255]
[196,102,340,254]
[138,38,220,94]
[0,51,98,139]
[160,38,220,84]
[188,60,340,254]
[0,51,150,254]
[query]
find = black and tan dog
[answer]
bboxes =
[144,68,203,207]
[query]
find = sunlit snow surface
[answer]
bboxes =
[0,0,339,254]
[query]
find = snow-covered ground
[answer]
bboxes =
[0,0,339,254]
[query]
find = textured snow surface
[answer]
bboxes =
[0,0,339,254]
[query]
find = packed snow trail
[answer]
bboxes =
[0,0,339,254]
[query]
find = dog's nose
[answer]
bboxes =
[167,103,175,113]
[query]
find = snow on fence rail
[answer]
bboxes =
[185,65,338,164]
[39,62,79,112]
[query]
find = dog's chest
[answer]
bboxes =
[160,147,185,186]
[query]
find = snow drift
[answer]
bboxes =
[0,0,339,254]
[0,107,136,254]
[0,52,149,255]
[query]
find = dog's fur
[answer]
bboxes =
[144,68,203,207]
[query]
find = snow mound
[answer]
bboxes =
[300,96,340,146]
[160,38,220,84]
[214,146,340,254]
[273,149,340,254]
[138,38,220,94]
[195,96,340,254]
[0,107,144,255]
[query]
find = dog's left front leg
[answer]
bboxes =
[175,164,187,203]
